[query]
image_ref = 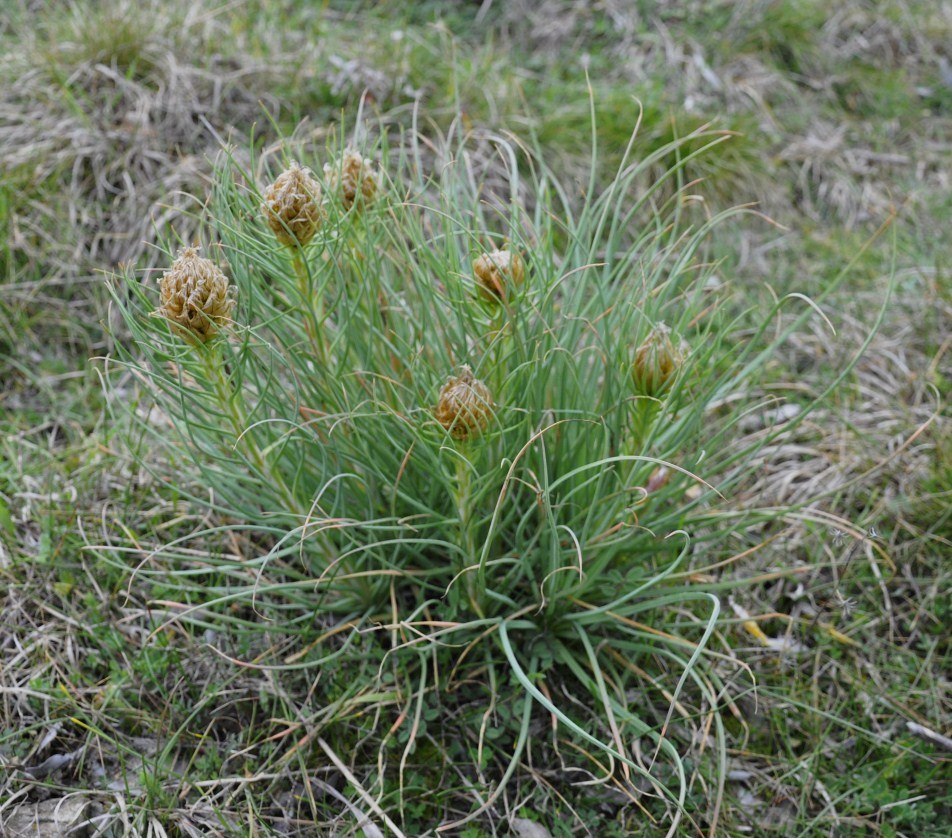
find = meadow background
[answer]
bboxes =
[0,0,949,835]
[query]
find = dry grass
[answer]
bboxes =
[1,0,278,276]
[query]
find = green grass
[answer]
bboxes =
[1,1,949,835]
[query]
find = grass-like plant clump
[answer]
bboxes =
[100,115,883,834]
[3,1,949,834]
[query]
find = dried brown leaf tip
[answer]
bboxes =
[262,162,324,247]
[324,149,381,211]
[473,248,524,302]
[435,365,494,441]
[631,323,689,397]
[154,246,235,343]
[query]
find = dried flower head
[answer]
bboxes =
[473,248,525,302]
[631,323,689,396]
[154,247,235,343]
[435,366,494,441]
[324,149,380,211]
[262,162,324,247]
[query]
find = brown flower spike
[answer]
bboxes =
[631,323,689,397]
[262,162,324,247]
[473,248,524,302]
[154,247,235,343]
[324,149,380,211]
[436,366,494,441]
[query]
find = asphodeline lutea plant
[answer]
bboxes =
[106,124,864,835]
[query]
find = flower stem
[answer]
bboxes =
[455,454,485,619]
[292,251,328,368]
[204,343,303,520]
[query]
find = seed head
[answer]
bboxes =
[631,323,689,397]
[154,247,235,343]
[473,248,524,302]
[435,366,494,441]
[262,162,324,247]
[324,149,380,211]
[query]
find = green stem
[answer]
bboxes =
[629,396,661,450]
[455,454,484,618]
[204,343,303,520]
[292,251,328,367]
[487,307,507,397]
[623,396,661,487]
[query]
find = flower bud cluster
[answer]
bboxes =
[473,248,524,302]
[324,149,381,211]
[262,162,324,248]
[153,246,235,343]
[435,366,494,441]
[631,323,689,397]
